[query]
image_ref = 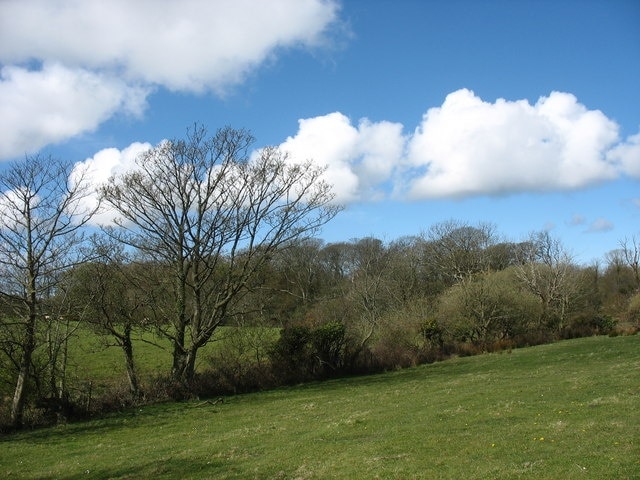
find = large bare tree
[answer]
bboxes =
[0,155,96,427]
[514,231,578,330]
[100,125,340,384]
[423,220,498,286]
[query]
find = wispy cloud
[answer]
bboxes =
[568,214,586,226]
[566,213,614,233]
[586,217,614,233]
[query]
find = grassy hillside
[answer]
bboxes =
[1,335,638,479]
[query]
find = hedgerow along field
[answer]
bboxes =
[1,334,638,479]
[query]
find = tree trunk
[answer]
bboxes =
[171,339,188,382]
[171,346,198,385]
[185,347,198,383]
[121,326,140,399]
[10,313,36,428]
[171,265,189,382]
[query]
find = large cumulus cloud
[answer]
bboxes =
[0,0,341,160]
[276,89,639,202]
[405,89,622,198]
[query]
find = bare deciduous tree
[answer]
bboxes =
[100,125,340,384]
[270,238,327,305]
[619,235,640,290]
[0,155,96,427]
[423,220,498,285]
[345,237,393,349]
[514,231,578,330]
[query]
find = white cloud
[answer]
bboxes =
[278,113,404,203]
[0,0,339,93]
[275,89,631,204]
[67,89,639,212]
[565,213,614,233]
[607,131,640,177]
[404,89,620,199]
[0,0,341,161]
[0,187,36,230]
[0,63,148,160]
[71,142,153,225]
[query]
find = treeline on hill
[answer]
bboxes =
[1,125,639,430]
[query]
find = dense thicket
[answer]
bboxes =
[1,137,639,429]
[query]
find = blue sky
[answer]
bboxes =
[1,0,639,264]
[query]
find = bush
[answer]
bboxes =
[270,322,349,383]
[561,314,617,339]
[270,325,314,383]
[371,319,422,370]
[198,361,276,397]
[311,321,347,374]
[608,323,639,337]
[420,318,444,348]
[144,375,194,402]
[205,326,277,394]
[626,293,640,325]
[512,330,555,348]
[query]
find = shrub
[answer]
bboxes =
[269,325,315,383]
[144,375,194,402]
[371,318,422,370]
[512,330,555,348]
[561,314,618,339]
[269,322,350,383]
[420,318,444,347]
[626,293,640,325]
[609,323,639,337]
[205,326,277,394]
[312,321,347,374]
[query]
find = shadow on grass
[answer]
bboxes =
[31,457,229,480]
[0,402,187,443]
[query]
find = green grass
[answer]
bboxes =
[63,325,271,391]
[2,335,639,479]
[66,328,171,382]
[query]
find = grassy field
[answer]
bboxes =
[1,334,638,479]
[61,325,272,393]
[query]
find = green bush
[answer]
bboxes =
[270,325,315,382]
[270,322,348,382]
[562,314,618,339]
[311,321,346,373]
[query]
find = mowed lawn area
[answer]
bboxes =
[1,335,638,479]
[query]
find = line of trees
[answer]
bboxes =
[1,125,638,429]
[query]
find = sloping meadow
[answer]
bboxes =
[1,334,638,479]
